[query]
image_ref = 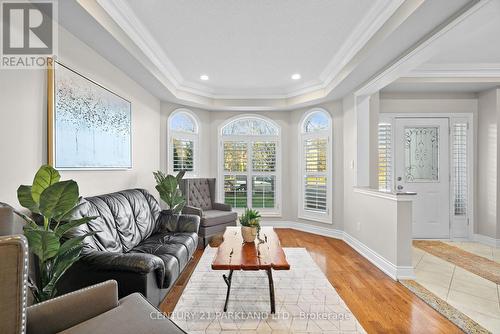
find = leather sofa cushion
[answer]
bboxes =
[69,189,161,254]
[201,210,238,227]
[131,232,197,288]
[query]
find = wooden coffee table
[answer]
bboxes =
[211,227,290,313]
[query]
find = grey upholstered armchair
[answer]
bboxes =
[0,235,185,334]
[180,178,237,247]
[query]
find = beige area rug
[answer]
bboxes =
[400,280,490,334]
[413,240,500,284]
[171,247,366,333]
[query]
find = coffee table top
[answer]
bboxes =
[211,227,290,271]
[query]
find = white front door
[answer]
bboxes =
[395,118,450,239]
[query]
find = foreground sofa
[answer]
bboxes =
[59,188,200,306]
[180,178,237,247]
[0,235,185,334]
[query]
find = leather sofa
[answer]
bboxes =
[180,178,237,247]
[0,235,186,334]
[59,188,200,306]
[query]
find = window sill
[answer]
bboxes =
[232,209,282,218]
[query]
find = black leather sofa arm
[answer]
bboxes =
[182,205,202,217]
[158,211,200,234]
[176,214,200,233]
[212,202,232,211]
[81,251,165,275]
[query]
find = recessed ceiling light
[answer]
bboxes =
[200,74,209,81]
[291,73,301,80]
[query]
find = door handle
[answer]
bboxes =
[397,185,404,190]
[397,176,402,181]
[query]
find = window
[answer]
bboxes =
[299,109,332,223]
[378,122,392,191]
[219,116,280,215]
[168,109,198,175]
[452,121,468,216]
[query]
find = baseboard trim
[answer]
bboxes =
[261,221,344,239]
[343,233,415,280]
[262,221,414,280]
[473,233,500,248]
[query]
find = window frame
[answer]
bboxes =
[218,115,282,217]
[298,108,333,224]
[167,108,199,176]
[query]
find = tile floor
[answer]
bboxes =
[443,241,500,263]
[413,241,500,333]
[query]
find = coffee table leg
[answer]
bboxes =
[266,269,276,314]
[223,270,233,312]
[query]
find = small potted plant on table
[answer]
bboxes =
[239,208,261,243]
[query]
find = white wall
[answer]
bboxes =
[0,25,161,208]
[477,89,500,239]
[380,94,478,114]
[342,94,413,278]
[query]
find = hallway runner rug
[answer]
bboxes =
[171,247,366,333]
[413,240,500,284]
[400,280,490,334]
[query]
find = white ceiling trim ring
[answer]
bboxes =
[96,0,404,102]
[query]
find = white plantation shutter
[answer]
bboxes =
[305,139,327,172]
[220,117,281,214]
[299,110,332,222]
[224,142,247,172]
[172,139,194,172]
[253,142,276,172]
[304,176,327,211]
[303,138,328,212]
[453,122,468,216]
[378,123,392,191]
[168,109,198,175]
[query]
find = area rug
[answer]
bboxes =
[171,247,366,333]
[413,240,500,284]
[400,280,490,334]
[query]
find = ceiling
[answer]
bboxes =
[383,0,500,95]
[57,0,496,109]
[124,0,380,97]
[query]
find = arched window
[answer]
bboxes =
[168,109,199,175]
[299,109,332,223]
[219,115,281,215]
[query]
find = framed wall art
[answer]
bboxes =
[47,60,132,169]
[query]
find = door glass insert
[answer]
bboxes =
[404,127,439,182]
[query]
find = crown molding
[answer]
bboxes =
[354,0,490,97]
[406,63,500,78]
[319,0,405,85]
[96,0,402,102]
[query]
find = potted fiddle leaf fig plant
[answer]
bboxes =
[153,170,186,214]
[239,208,261,243]
[0,164,97,303]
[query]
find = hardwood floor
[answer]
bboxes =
[160,228,462,333]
